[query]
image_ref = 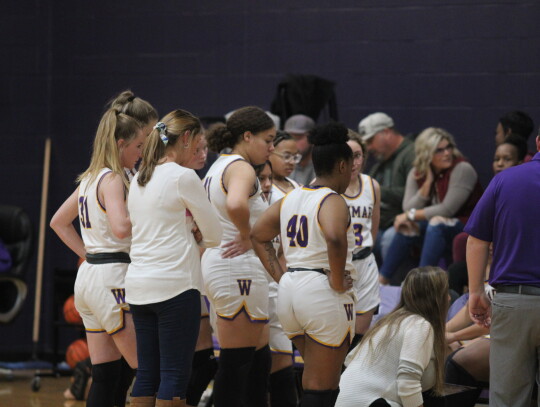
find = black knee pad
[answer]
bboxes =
[92,359,122,382]
[114,357,135,407]
[270,365,297,407]
[186,348,218,406]
[213,347,255,407]
[87,359,122,407]
[300,389,335,407]
[245,345,271,406]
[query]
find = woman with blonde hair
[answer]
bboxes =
[337,266,449,407]
[126,110,222,407]
[379,127,482,284]
[51,107,145,407]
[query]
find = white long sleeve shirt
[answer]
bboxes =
[126,162,222,305]
[337,314,436,407]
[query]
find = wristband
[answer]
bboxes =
[407,208,416,221]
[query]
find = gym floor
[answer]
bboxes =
[0,369,488,407]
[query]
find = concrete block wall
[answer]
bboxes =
[2,0,539,354]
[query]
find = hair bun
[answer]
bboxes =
[308,122,349,146]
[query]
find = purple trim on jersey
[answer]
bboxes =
[316,191,340,228]
[370,176,377,205]
[96,170,113,212]
[342,175,362,199]
[220,157,246,194]
[464,152,540,286]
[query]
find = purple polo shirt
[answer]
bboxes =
[464,152,540,287]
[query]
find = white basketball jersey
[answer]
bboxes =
[280,186,355,277]
[78,168,130,254]
[342,174,376,250]
[269,177,300,205]
[269,177,300,253]
[203,154,267,244]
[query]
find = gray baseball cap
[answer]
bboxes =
[284,114,315,134]
[358,112,394,141]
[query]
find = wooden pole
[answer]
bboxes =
[32,137,51,352]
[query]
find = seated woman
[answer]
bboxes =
[379,128,483,285]
[336,266,449,407]
[445,295,491,390]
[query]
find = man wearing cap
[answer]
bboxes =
[465,133,540,407]
[285,114,316,186]
[358,112,415,263]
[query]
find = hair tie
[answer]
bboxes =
[154,122,168,145]
[127,95,135,102]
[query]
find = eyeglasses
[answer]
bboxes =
[434,144,453,155]
[272,152,302,164]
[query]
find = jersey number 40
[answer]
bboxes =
[286,215,308,247]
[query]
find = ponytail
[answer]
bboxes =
[78,107,142,189]
[137,109,202,186]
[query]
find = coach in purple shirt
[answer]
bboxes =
[464,134,540,407]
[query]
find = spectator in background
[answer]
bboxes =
[358,112,415,263]
[379,127,482,285]
[285,114,316,185]
[495,110,534,162]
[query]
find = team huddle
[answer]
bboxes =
[50,89,388,407]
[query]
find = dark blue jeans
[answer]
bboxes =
[380,220,464,280]
[130,289,201,400]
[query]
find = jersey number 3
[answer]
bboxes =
[286,215,308,247]
[79,196,92,229]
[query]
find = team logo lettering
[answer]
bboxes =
[344,303,354,321]
[237,279,252,296]
[111,288,126,305]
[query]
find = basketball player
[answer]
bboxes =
[344,130,381,349]
[251,122,356,406]
[201,106,275,406]
[126,111,222,407]
[51,107,145,407]
[267,131,301,406]
[182,133,219,407]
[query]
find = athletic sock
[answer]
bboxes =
[269,365,297,407]
[300,389,335,407]
[244,345,271,407]
[185,348,217,406]
[212,347,255,407]
[86,359,122,407]
[113,357,135,407]
[348,333,363,352]
[331,387,340,406]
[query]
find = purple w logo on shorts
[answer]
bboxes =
[111,288,126,305]
[237,280,252,296]
[344,303,354,321]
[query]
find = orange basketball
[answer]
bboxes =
[63,295,82,325]
[65,339,89,369]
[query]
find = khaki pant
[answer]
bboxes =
[490,291,540,407]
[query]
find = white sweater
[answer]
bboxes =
[126,162,222,305]
[336,314,436,407]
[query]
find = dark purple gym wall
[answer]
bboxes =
[1,1,539,355]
